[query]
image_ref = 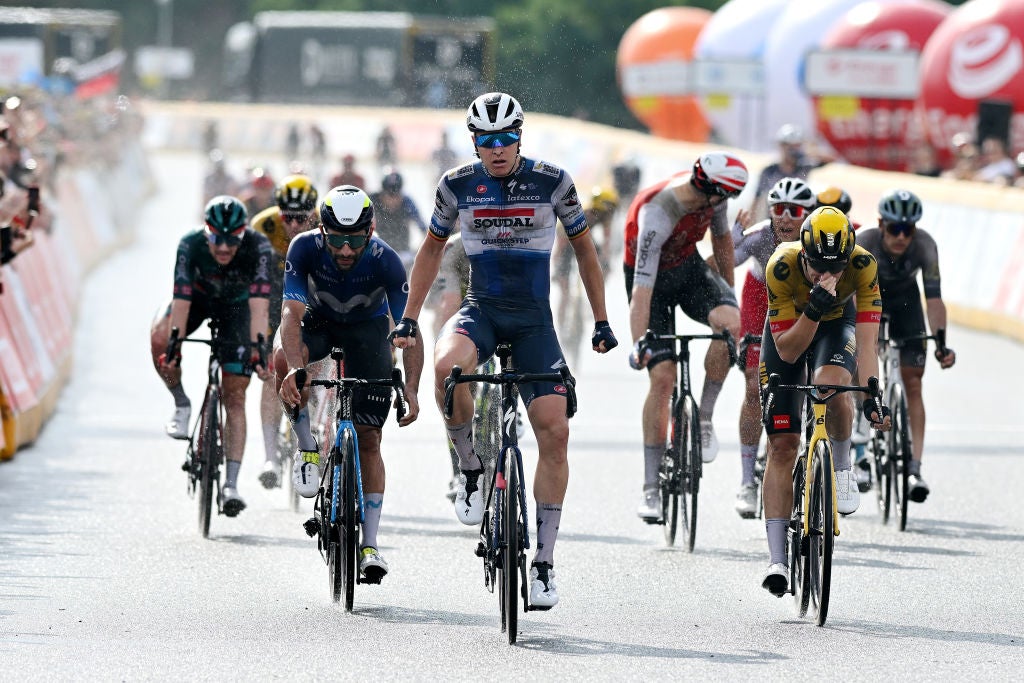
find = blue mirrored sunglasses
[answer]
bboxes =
[205,227,243,247]
[475,130,521,149]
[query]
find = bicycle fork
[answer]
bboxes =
[804,405,841,538]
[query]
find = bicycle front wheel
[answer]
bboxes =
[500,448,520,644]
[872,429,893,524]
[791,457,810,617]
[341,431,358,611]
[197,390,220,539]
[324,448,343,604]
[808,440,835,626]
[890,386,912,532]
[661,394,682,546]
[681,397,701,553]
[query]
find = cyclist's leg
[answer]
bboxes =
[260,284,285,478]
[739,273,768,492]
[890,294,928,477]
[151,299,205,436]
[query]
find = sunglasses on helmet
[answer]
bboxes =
[770,203,809,220]
[205,225,244,247]
[323,231,369,249]
[884,221,916,237]
[475,130,521,149]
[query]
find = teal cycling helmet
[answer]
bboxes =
[204,195,248,236]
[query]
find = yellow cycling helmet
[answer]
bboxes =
[800,206,855,272]
[589,186,619,213]
[275,174,319,213]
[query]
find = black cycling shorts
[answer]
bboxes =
[165,297,254,377]
[301,315,393,428]
[881,286,927,368]
[624,253,738,369]
[758,300,857,436]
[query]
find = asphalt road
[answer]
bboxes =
[2,150,1023,679]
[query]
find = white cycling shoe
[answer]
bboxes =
[835,467,860,515]
[637,486,661,521]
[529,562,559,609]
[700,421,719,463]
[454,468,484,525]
[222,486,246,517]
[165,404,191,440]
[359,546,389,584]
[761,562,788,597]
[292,450,321,498]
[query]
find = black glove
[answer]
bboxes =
[803,285,837,322]
[591,320,618,351]
[862,398,891,428]
[388,317,419,343]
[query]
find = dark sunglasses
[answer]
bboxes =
[475,130,521,149]
[692,173,739,199]
[885,221,916,237]
[770,203,809,219]
[324,231,369,249]
[205,227,243,247]
[281,212,307,224]
[806,258,847,274]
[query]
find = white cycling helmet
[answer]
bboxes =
[776,123,804,145]
[319,185,374,232]
[691,151,748,198]
[767,177,816,208]
[466,92,524,132]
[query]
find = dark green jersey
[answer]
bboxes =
[172,228,274,305]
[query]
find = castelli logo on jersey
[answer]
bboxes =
[948,24,1023,99]
[476,184,487,194]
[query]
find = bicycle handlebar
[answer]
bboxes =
[736,333,762,369]
[639,328,737,366]
[763,373,883,426]
[165,327,266,368]
[293,366,407,423]
[443,364,577,420]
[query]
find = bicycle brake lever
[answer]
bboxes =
[559,366,577,418]
[443,366,462,419]
[392,369,407,421]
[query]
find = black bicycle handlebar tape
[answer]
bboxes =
[559,366,577,418]
[721,329,738,367]
[392,368,407,421]
[165,326,182,362]
[294,368,307,392]
[443,366,462,419]
[935,328,947,354]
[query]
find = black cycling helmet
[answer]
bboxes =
[612,161,641,197]
[319,185,374,232]
[878,189,923,224]
[204,195,248,236]
[800,206,855,270]
[381,171,403,193]
[816,186,853,214]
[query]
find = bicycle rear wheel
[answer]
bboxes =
[341,431,358,611]
[197,390,220,539]
[890,388,912,532]
[872,430,893,524]
[661,393,683,546]
[790,457,810,617]
[500,448,520,644]
[681,397,701,553]
[808,440,835,626]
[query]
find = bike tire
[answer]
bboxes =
[502,448,520,645]
[478,384,502,503]
[809,440,834,627]
[682,397,701,553]
[325,447,343,604]
[872,430,893,524]
[277,420,301,513]
[791,458,810,617]
[891,387,911,532]
[197,391,220,539]
[662,393,683,547]
[341,430,358,611]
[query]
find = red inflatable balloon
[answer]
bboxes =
[812,0,951,171]
[617,7,712,142]
[919,0,1024,167]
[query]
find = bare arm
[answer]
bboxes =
[278,299,308,406]
[629,285,653,345]
[926,297,956,368]
[169,299,190,340]
[711,231,735,288]
[569,233,609,323]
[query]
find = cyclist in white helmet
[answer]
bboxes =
[624,152,746,522]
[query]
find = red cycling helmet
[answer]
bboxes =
[691,151,748,198]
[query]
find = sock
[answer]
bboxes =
[741,443,758,485]
[447,421,482,470]
[362,493,383,549]
[699,378,724,422]
[908,460,921,476]
[832,437,852,472]
[644,444,663,489]
[170,383,189,407]
[287,407,317,452]
[533,502,562,565]
[262,421,279,464]
[225,460,242,488]
[766,518,788,565]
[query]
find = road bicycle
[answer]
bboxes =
[443,343,577,645]
[870,318,947,531]
[296,348,406,611]
[737,333,768,520]
[762,373,883,626]
[637,328,735,551]
[165,326,264,538]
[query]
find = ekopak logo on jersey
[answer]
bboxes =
[948,24,1022,99]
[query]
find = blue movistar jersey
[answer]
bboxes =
[283,229,409,325]
[430,157,588,308]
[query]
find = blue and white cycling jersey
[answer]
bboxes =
[430,157,588,307]
[283,229,409,325]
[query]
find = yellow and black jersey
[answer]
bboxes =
[250,206,292,261]
[765,242,882,334]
